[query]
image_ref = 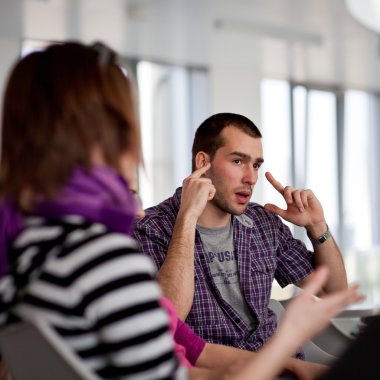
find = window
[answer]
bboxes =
[262,79,380,305]
[305,90,339,239]
[343,90,374,251]
[260,79,292,212]
[136,61,210,209]
[261,81,339,244]
[343,91,380,302]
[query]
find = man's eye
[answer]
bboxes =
[253,163,261,169]
[233,159,242,164]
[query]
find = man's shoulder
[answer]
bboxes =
[135,188,181,231]
[244,202,276,219]
[235,202,282,229]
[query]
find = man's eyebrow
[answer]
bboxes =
[228,151,264,163]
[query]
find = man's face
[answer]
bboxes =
[206,126,263,216]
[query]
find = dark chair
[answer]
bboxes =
[0,319,99,380]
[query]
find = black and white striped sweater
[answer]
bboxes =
[0,215,186,379]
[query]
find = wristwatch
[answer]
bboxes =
[308,225,332,245]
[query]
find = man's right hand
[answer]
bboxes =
[157,163,215,319]
[179,163,216,221]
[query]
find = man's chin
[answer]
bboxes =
[231,204,249,216]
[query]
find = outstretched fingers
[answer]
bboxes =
[323,283,365,315]
[265,171,285,195]
[266,172,317,214]
[283,267,364,345]
[265,172,295,205]
[302,266,330,296]
[302,267,364,319]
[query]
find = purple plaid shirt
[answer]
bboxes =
[134,187,314,355]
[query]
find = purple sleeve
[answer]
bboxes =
[174,319,206,366]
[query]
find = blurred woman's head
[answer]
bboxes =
[0,41,141,210]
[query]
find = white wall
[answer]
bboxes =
[2,1,380,201]
[3,0,380,110]
[0,0,22,123]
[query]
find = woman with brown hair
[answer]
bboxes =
[0,41,186,379]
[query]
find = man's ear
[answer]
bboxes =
[195,152,210,169]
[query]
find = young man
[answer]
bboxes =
[134,112,347,355]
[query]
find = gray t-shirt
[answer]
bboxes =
[197,222,257,331]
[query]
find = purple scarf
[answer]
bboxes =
[0,166,137,277]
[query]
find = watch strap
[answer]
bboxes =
[308,225,332,245]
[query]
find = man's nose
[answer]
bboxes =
[243,166,257,186]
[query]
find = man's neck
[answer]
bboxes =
[197,203,231,228]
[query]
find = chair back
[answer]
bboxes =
[269,298,336,365]
[0,319,99,380]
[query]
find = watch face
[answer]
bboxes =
[310,228,331,245]
[318,230,331,244]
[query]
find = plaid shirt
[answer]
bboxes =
[134,187,314,354]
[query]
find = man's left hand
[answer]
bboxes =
[264,171,325,229]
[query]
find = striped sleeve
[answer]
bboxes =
[65,233,186,379]
[11,223,187,380]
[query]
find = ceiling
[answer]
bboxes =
[17,0,380,89]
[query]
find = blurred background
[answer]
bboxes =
[1,0,380,304]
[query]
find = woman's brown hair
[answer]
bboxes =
[0,41,141,210]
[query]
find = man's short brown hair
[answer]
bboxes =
[191,112,262,171]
